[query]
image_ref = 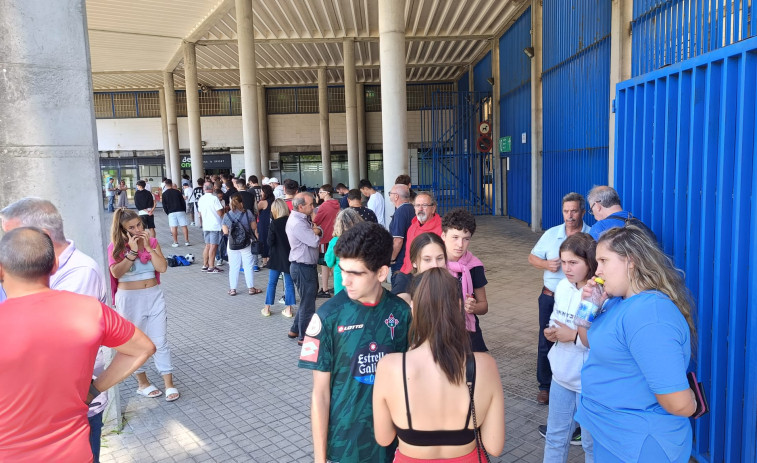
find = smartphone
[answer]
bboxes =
[687,371,709,419]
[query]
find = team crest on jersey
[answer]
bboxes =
[351,341,388,385]
[384,314,399,340]
[305,314,322,337]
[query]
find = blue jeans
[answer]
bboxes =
[89,411,103,463]
[543,381,593,463]
[538,292,555,390]
[107,195,115,212]
[290,262,318,340]
[216,235,228,261]
[265,269,296,306]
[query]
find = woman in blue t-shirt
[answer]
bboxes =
[575,226,697,463]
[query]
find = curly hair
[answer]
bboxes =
[441,208,477,235]
[334,221,393,271]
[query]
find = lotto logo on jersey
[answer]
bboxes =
[337,324,364,334]
[350,341,388,385]
[299,336,320,363]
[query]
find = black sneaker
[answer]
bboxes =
[316,290,331,298]
[537,425,581,445]
[570,427,582,446]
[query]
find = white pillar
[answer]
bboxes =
[491,39,504,216]
[318,68,332,185]
[183,42,203,182]
[158,89,172,180]
[257,85,270,177]
[344,38,360,187]
[357,82,368,180]
[236,0,261,179]
[530,0,544,232]
[163,73,181,184]
[379,0,408,223]
[608,0,633,186]
[0,0,118,427]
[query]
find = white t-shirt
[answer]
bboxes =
[197,193,224,231]
[547,277,590,393]
[183,186,195,203]
[367,191,386,228]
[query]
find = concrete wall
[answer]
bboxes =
[95,112,424,152]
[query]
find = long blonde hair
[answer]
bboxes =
[598,226,697,345]
[110,208,140,260]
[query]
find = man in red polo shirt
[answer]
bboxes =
[0,227,156,462]
[399,191,443,273]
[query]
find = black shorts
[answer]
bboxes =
[140,215,155,229]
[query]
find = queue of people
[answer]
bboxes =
[0,179,703,463]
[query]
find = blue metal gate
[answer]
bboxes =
[499,8,532,223]
[615,36,757,463]
[541,0,611,228]
[419,91,493,215]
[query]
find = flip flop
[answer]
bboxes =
[136,385,162,398]
[165,387,180,402]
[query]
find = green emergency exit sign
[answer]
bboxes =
[499,136,512,153]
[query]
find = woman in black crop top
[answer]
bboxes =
[373,268,505,462]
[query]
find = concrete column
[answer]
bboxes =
[318,68,332,185]
[257,85,270,177]
[183,42,204,182]
[236,0,261,179]
[158,89,172,180]
[608,0,633,186]
[379,0,408,222]
[163,73,181,184]
[344,38,360,187]
[357,83,368,180]
[530,0,544,232]
[0,0,118,426]
[491,39,504,216]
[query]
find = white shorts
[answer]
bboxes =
[168,211,188,227]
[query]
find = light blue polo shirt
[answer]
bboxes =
[575,291,692,462]
[530,222,591,291]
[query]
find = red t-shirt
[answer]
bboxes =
[313,199,340,245]
[0,290,135,462]
[399,213,443,273]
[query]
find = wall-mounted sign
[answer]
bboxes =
[180,154,231,169]
[477,134,493,153]
[499,136,512,153]
[478,121,491,135]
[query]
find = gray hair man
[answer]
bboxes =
[387,184,415,287]
[0,226,155,462]
[398,191,443,273]
[286,192,323,345]
[0,198,112,460]
[528,192,590,405]
[586,185,656,242]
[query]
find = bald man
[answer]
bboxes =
[0,227,155,462]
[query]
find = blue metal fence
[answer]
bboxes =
[498,8,532,223]
[615,35,757,463]
[541,0,611,229]
[632,0,757,76]
[419,91,493,215]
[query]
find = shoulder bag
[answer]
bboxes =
[466,354,490,463]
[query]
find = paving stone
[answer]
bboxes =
[99,213,588,463]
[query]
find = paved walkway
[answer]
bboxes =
[100,212,588,463]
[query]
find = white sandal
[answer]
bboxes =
[136,385,162,398]
[165,387,180,402]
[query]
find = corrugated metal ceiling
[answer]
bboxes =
[88,0,527,90]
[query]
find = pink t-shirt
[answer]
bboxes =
[0,290,135,462]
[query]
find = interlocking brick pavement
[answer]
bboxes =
[99,212,588,462]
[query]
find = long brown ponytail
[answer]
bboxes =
[110,208,140,261]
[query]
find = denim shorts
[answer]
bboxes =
[168,212,188,227]
[203,230,222,245]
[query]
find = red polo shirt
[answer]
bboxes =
[399,213,443,273]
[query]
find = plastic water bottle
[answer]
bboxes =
[574,277,605,327]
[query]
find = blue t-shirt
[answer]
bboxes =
[339,196,349,209]
[388,203,416,273]
[575,291,692,462]
[0,284,6,303]
[589,211,632,240]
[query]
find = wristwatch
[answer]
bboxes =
[85,380,101,406]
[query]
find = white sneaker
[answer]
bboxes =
[171,242,179,247]
[190,222,195,226]
[185,242,190,246]
[278,295,285,305]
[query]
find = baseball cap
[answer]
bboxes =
[269,177,279,184]
[262,177,270,185]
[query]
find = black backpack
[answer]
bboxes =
[228,212,251,250]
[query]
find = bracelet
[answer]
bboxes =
[126,256,136,262]
[128,250,138,255]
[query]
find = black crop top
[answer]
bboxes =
[393,353,477,447]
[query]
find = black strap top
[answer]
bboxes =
[393,353,476,447]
